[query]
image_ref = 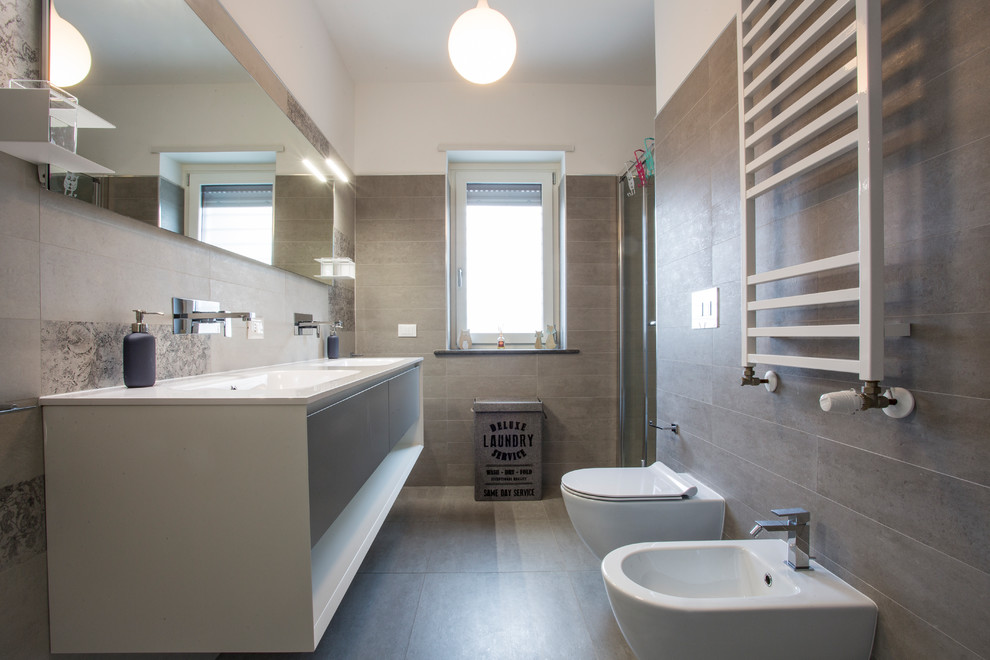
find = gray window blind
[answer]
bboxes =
[466,182,541,206]
[201,184,273,208]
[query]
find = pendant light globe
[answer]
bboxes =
[448,0,516,85]
[49,5,92,87]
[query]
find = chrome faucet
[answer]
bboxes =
[172,298,254,337]
[180,310,255,322]
[294,313,342,337]
[750,507,812,570]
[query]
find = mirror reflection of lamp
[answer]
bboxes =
[325,157,349,184]
[50,5,92,87]
[448,0,516,85]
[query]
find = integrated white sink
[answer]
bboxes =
[39,356,422,405]
[170,369,360,392]
[316,358,404,367]
[602,539,877,660]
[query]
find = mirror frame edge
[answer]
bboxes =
[183,0,354,184]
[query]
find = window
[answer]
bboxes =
[185,168,275,264]
[449,165,560,346]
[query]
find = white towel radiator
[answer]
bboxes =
[736,0,886,382]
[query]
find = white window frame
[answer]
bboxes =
[449,163,561,346]
[183,165,276,264]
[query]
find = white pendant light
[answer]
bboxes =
[448,0,516,85]
[49,5,92,87]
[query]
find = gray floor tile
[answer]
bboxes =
[495,518,568,572]
[221,574,424,660]
[504,572,600,660]
[386,486,445,521]
[568,570,637,660]
[359,519,435,573]
[426,517,499,572]
[439,485,495,520]
[406,572,599,660]
[542,492,574,521]
[314,572,424,659]
[221,486,632,659]
[549,516,602,571]
[493,498,553,521]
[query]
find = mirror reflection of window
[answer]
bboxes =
[47,1,338,282]
[185,167,276,263]
[199,184,274,264]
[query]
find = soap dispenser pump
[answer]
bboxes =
[124,309,163,388]
[326,320,342,359]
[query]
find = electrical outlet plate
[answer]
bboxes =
[247,318,264,339]
[691,288,719,329]
[398,323,417,337]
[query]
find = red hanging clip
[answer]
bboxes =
[633,149,648,187]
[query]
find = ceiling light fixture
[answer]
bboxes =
[448,0,516,85]
[49,5,92,87]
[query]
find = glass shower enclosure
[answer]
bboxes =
[618,174,656,467]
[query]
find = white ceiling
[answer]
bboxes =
[56,0,251,85]
[313,0,656,86]
[56,0,655,88]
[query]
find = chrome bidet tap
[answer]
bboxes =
[750,507,812,570]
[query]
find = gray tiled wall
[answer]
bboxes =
[105,176,160,227]
[330,179,356,357]
[654,5,990,658]
[273,174,334,279]
[354,174,619,487]
[159,176,184,233]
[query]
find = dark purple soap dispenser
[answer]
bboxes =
[123,309,163,388]
[326,321,341,359]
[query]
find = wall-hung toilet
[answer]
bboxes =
[560,461,725,559]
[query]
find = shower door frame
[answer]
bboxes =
[617,174,656,467]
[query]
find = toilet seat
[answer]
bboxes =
[561,462,698,501]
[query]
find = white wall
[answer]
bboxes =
[654,0,736,112]
[76,82,325,178]
[217,2,655,176]
[354,82,657,175]
[219,0,356,169]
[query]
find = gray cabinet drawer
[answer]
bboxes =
[388,367,420,449]
[307,381,389,544]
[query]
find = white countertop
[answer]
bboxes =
[39,357,422,406]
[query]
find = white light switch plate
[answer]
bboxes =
[398,323,417,337]
[691,288,719,329]
[247,318,264,339]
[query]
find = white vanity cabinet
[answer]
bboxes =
[41,359,423,653]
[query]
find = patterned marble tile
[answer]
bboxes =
[40,321,210,394]
[0,474,45,571]
[333,227,354,260]
[328,281,355,332]
[0,0,40,86]
[287,93,330,157]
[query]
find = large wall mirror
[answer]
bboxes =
[47,0,341,281]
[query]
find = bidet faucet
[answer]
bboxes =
[750,507,812,570]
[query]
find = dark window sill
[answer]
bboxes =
[434,348,579,357]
